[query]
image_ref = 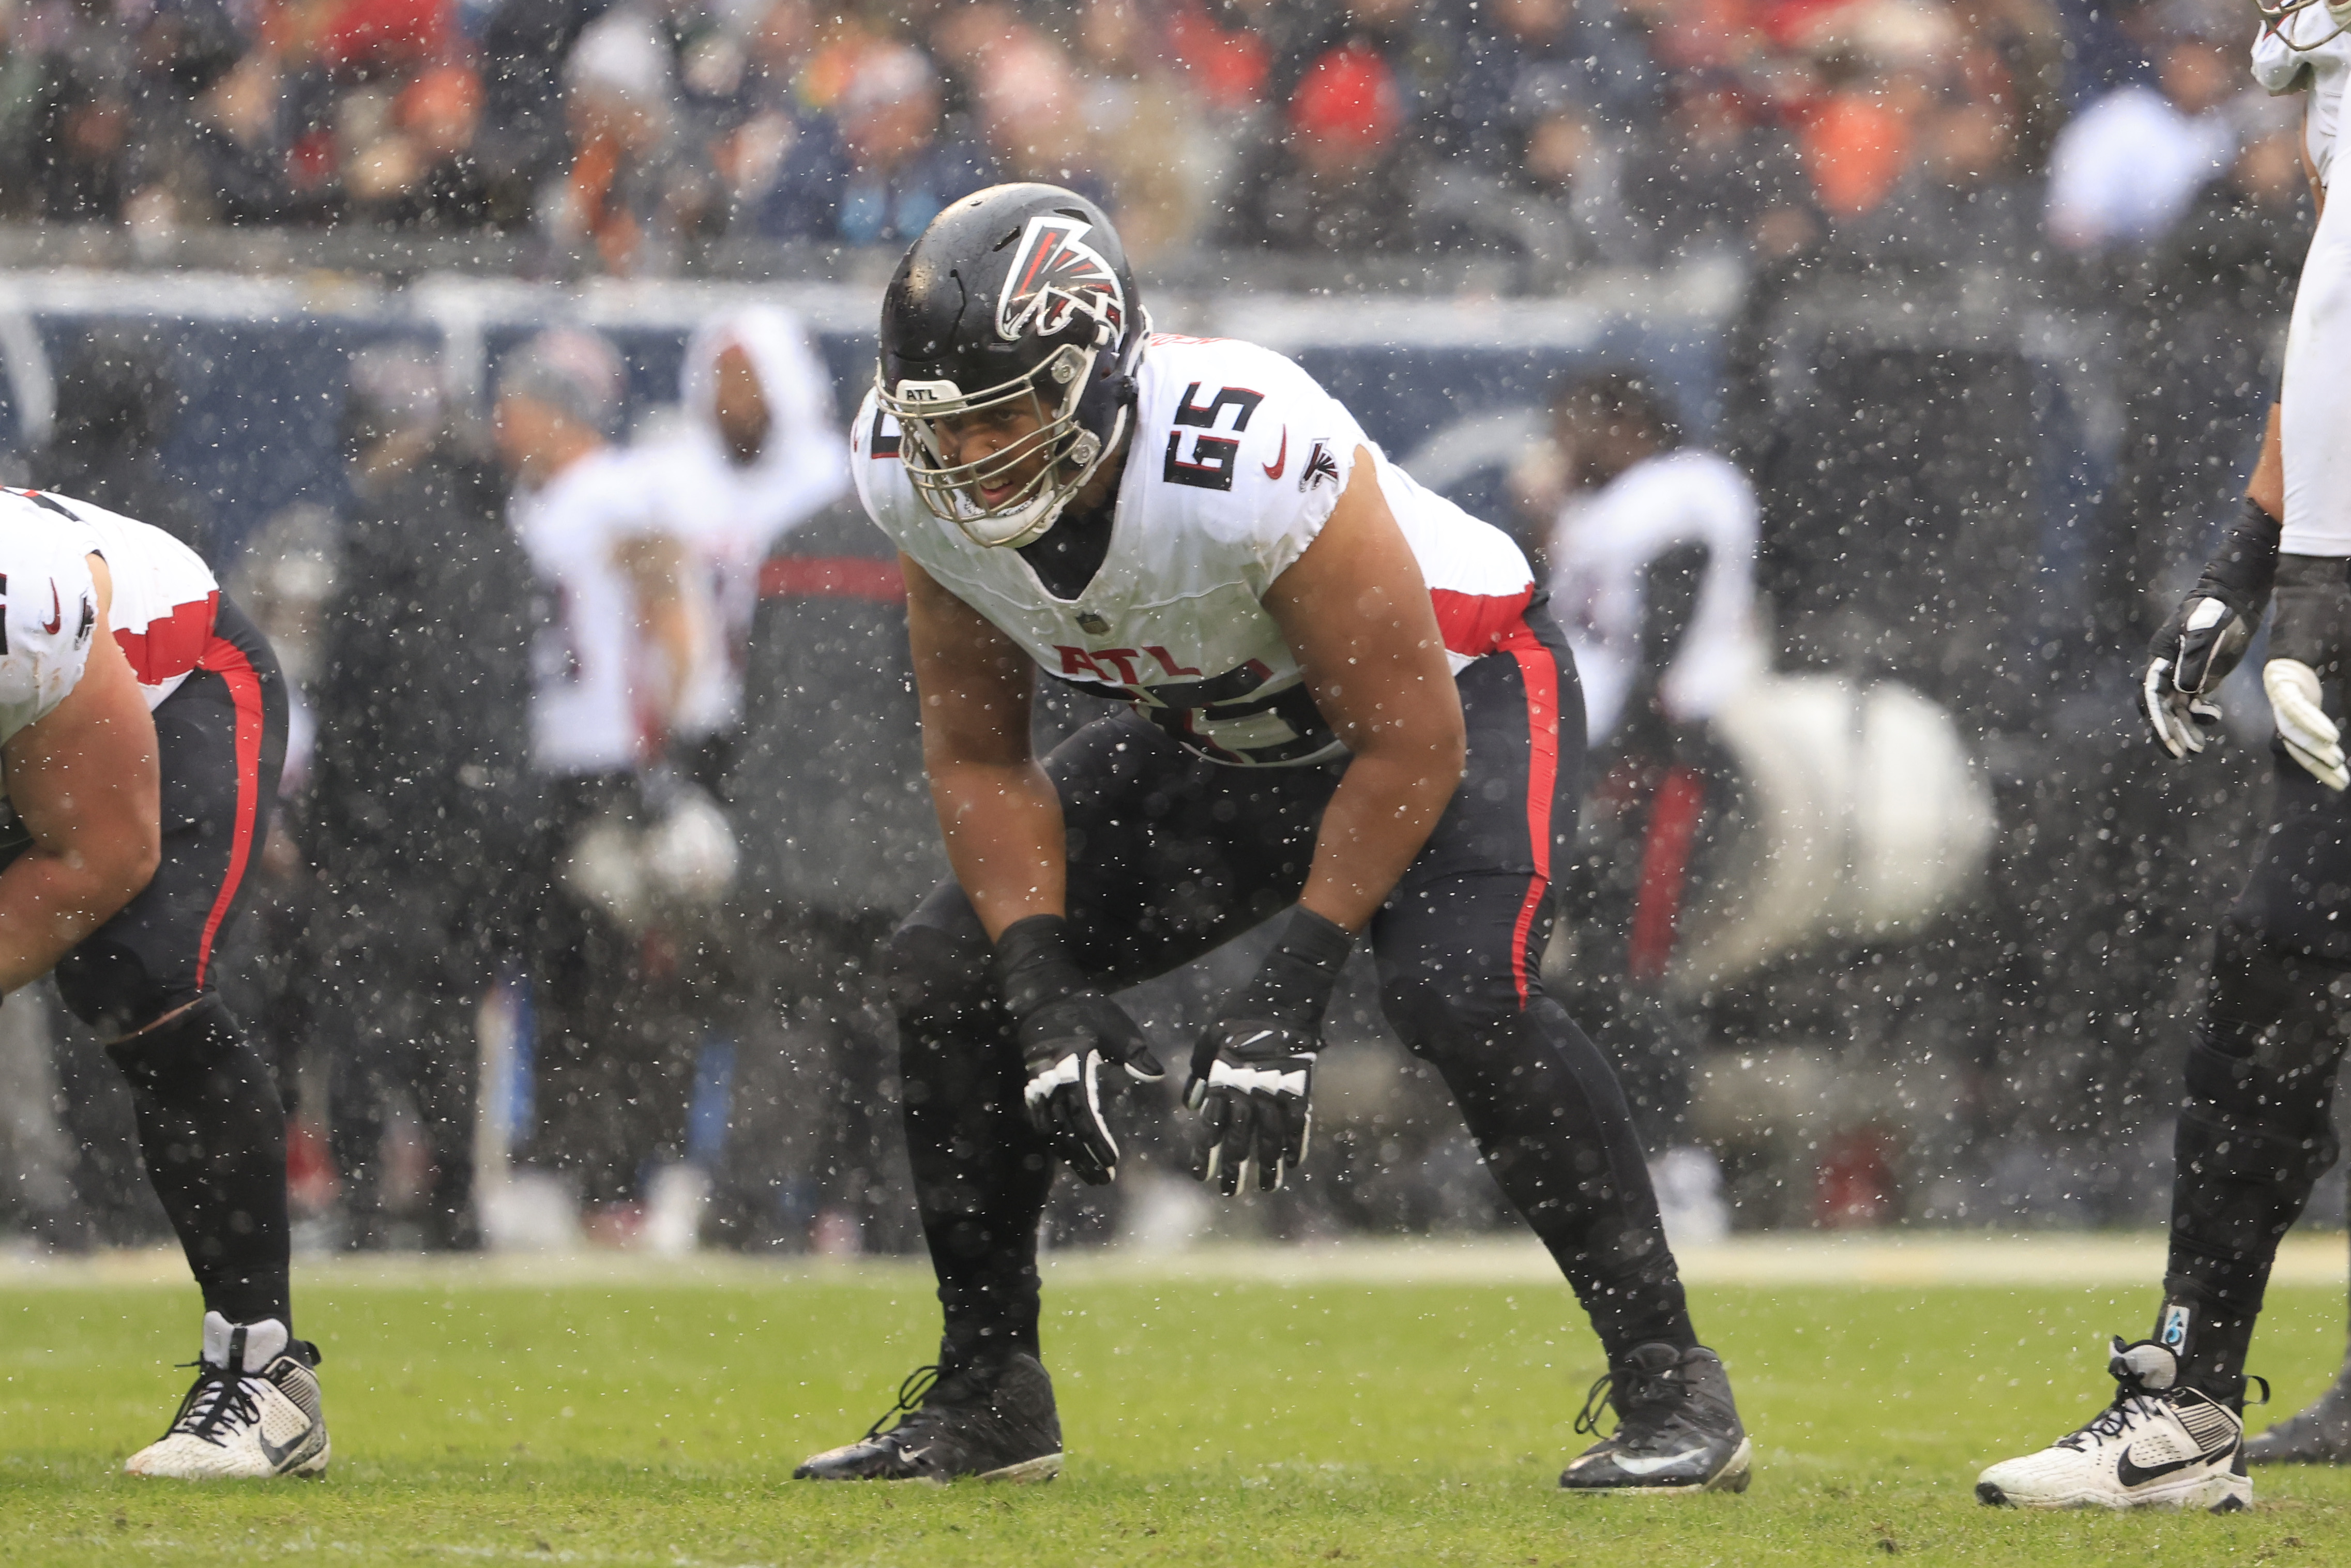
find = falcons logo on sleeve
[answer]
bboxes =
[997,216,1127,347]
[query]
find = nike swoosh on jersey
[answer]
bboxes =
[2115,1441,2228,1488]
[1263,427,1287,480]
[42,582,60,635]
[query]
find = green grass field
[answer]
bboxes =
[5,1256,2351,1565]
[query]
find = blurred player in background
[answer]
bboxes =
[1977,0,2351,1509]
[0,487,322,1479]
[307,344,537,1251]
[492,326,720,1243]
[628,305,851,1246]
[794,184,1752,1495]
[655,305,851,792]
[1542,370,1762,1210]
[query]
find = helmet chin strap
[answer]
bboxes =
[953,403,1132,551]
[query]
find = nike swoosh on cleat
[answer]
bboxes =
[2116,1444,2227,1488]
[1606,1450,1705,1476]
[1263,428,1287,480]
[257,1426,308,1472]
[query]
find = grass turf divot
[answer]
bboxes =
[0,1263,2347,1564]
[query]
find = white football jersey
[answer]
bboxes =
[855,334,1537,767]
[507,447,680,777]
[1548,450,1764,745]
[650,304,852,741]
[2255,10,2351,186]
[0,489,222,744]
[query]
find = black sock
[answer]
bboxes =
[1403,991,1696,1360]
[108,995,293,1333]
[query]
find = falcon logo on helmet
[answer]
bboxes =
[996,217,1127,348]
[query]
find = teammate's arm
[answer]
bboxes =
[903,553,1063,937]
[1264,448,1468,934]
[0,554,162,994]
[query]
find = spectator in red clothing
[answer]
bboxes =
[318,0,446,82]
[1217,39,1419,255]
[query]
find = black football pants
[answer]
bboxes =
[888,607,1694,1368]
[2163,740,2351,1398]
[54,597,295,1331]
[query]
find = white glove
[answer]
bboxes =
[2265,658,2349,790]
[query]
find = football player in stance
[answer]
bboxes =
[1976,0,2351,1510]
[793,184,1751,1493]
[0,489,318,1478]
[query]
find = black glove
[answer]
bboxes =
[1185,907,1354,1194]
[2143,497,2280,759]
[993,914,1163,1186]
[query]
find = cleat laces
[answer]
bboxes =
[1575,1361,1682,1445]
[163,1361,263,1449]
[862,1364,943,1445]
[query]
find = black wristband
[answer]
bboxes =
[1224,906,1355,1030]
[992,913,1087,1020]
[2192,495,2284,615]
[1275,906,1355,976]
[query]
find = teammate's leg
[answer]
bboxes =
[1978,761,2351,1509]
[1370,608,1746,1494]
[798,712,1333,1481]
[52,601,325,1479]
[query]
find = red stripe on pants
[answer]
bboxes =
[1628,767,1706,983]
[1500,624,1560,1006]
[192,633,266,988]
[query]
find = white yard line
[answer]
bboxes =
[0,1232,2343,1290]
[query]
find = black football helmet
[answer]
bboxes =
[877,184,1148,547]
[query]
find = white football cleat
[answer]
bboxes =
[125,1313,329,1480]
[1977,1338,2248,1513]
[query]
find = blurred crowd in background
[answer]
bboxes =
[0,0,2328,1259]
[0,0,2314,280]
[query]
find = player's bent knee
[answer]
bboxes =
[53,942,186,1041]
[1377,973,1520,1064]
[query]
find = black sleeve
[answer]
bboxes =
[2189,495,2283,620]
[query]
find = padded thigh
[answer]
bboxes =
[2238,758,2351,964]
[55,603,286,1037]
[893,710,1338,996]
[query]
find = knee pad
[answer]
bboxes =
[55,942,184,1041]
[885,919,994,1026]
[1379,974,1509,1065]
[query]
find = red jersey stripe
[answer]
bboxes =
[190,630,266,989]
[113,592,221,687]
[1429,585,1536,660]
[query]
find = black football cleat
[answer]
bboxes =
[794,1352,1063,1483]
[1560,1343,1753,1495]
[2246,1356,2351,1464]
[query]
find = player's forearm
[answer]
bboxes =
[928,758,1069,939]
[1298,742,1465,933]
[2248,402,2284,521]
[0,846,152,994]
